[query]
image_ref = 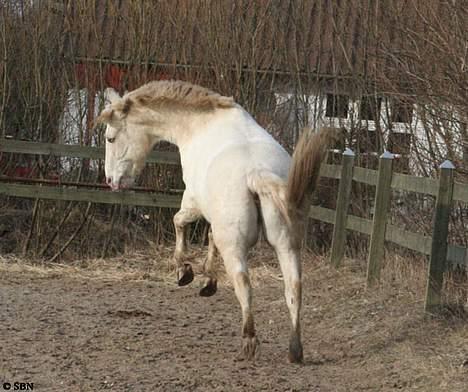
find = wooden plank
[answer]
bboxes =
[308,205,335,224]
[0,139,180,165]
[447,245,468,268]
[0,182,182,209]
[367,152,394,286]
[330,149,355,268]
[391,174,467,202]
[425,161,456,313]
[346,215,372,235]
[0,139,102,159]
[391,172,438,196]
[309,203,467,268]
[385,224,431,255]
[453,181,468,203]
[382,225,466,268]
[3,140,467,269]
[320,164,379,185]
[310,206,372,235]
[145,150,180,165]
[3,140,466,200]
[353,166,378,186]
[319,163,341,179]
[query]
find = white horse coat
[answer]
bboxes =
[98,80,329,363]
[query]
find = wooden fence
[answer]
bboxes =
[1,139,467,312]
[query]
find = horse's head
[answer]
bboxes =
[97,89,155,191]
[97,81,235,190]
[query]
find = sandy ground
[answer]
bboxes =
[0,248,467,392]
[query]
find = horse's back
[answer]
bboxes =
[207,106,291,178]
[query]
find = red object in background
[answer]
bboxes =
[104,64,125,90]
[74,62,173,91]
[13,166,36,178]
[11,166,58,180]
[74,63,125,91]
[74,63,89,87]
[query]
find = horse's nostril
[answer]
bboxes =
[106,177,112,185]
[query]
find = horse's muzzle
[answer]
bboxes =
[107,176,134,191]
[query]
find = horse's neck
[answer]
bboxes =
[153,110,208,150]
[155,107,274,167]
[178,108,278,168]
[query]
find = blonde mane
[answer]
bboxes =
[124,80,236,113]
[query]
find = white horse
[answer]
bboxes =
[98,80,329,363]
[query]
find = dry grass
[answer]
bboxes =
[1,242,465,314]
[0,247,177,283]
[1,243,467,391]
[0,244,287,294]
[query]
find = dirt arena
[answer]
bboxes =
[0,248,466,391]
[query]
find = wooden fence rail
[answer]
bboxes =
[1,139,467,312]
[0,138,181,165]
[0,182,182,209]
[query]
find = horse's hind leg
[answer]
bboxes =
[200,228,218,296]
[221,247,258,360]
[260,199,303,363]
[173,207,201,286]
[212,214,259,360]
[275,245,303,363]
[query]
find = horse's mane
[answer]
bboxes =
[124,80,236,113]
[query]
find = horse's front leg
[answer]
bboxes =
[200,228,218,296]
[173,207,201,286]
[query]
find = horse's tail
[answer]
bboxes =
[246,128,331,231]
[286,128,331,217]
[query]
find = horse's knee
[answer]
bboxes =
[173,212,184,229]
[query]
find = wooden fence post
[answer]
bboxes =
[424,160,455,313]
[330,148,355,268]
[366,151,394,287]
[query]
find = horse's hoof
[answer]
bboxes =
[288,333,304,364]
[199,278,217,297]
[177,264,194,286]
[239,336,259,361]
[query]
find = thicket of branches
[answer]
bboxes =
[0,0,466,259]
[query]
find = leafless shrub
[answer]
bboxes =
[0,0,466,259]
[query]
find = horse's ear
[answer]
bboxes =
[96,108,120,126]
[96,108,112,124]
[105,88,121,104]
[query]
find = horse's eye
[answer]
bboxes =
[107,137,115,143]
